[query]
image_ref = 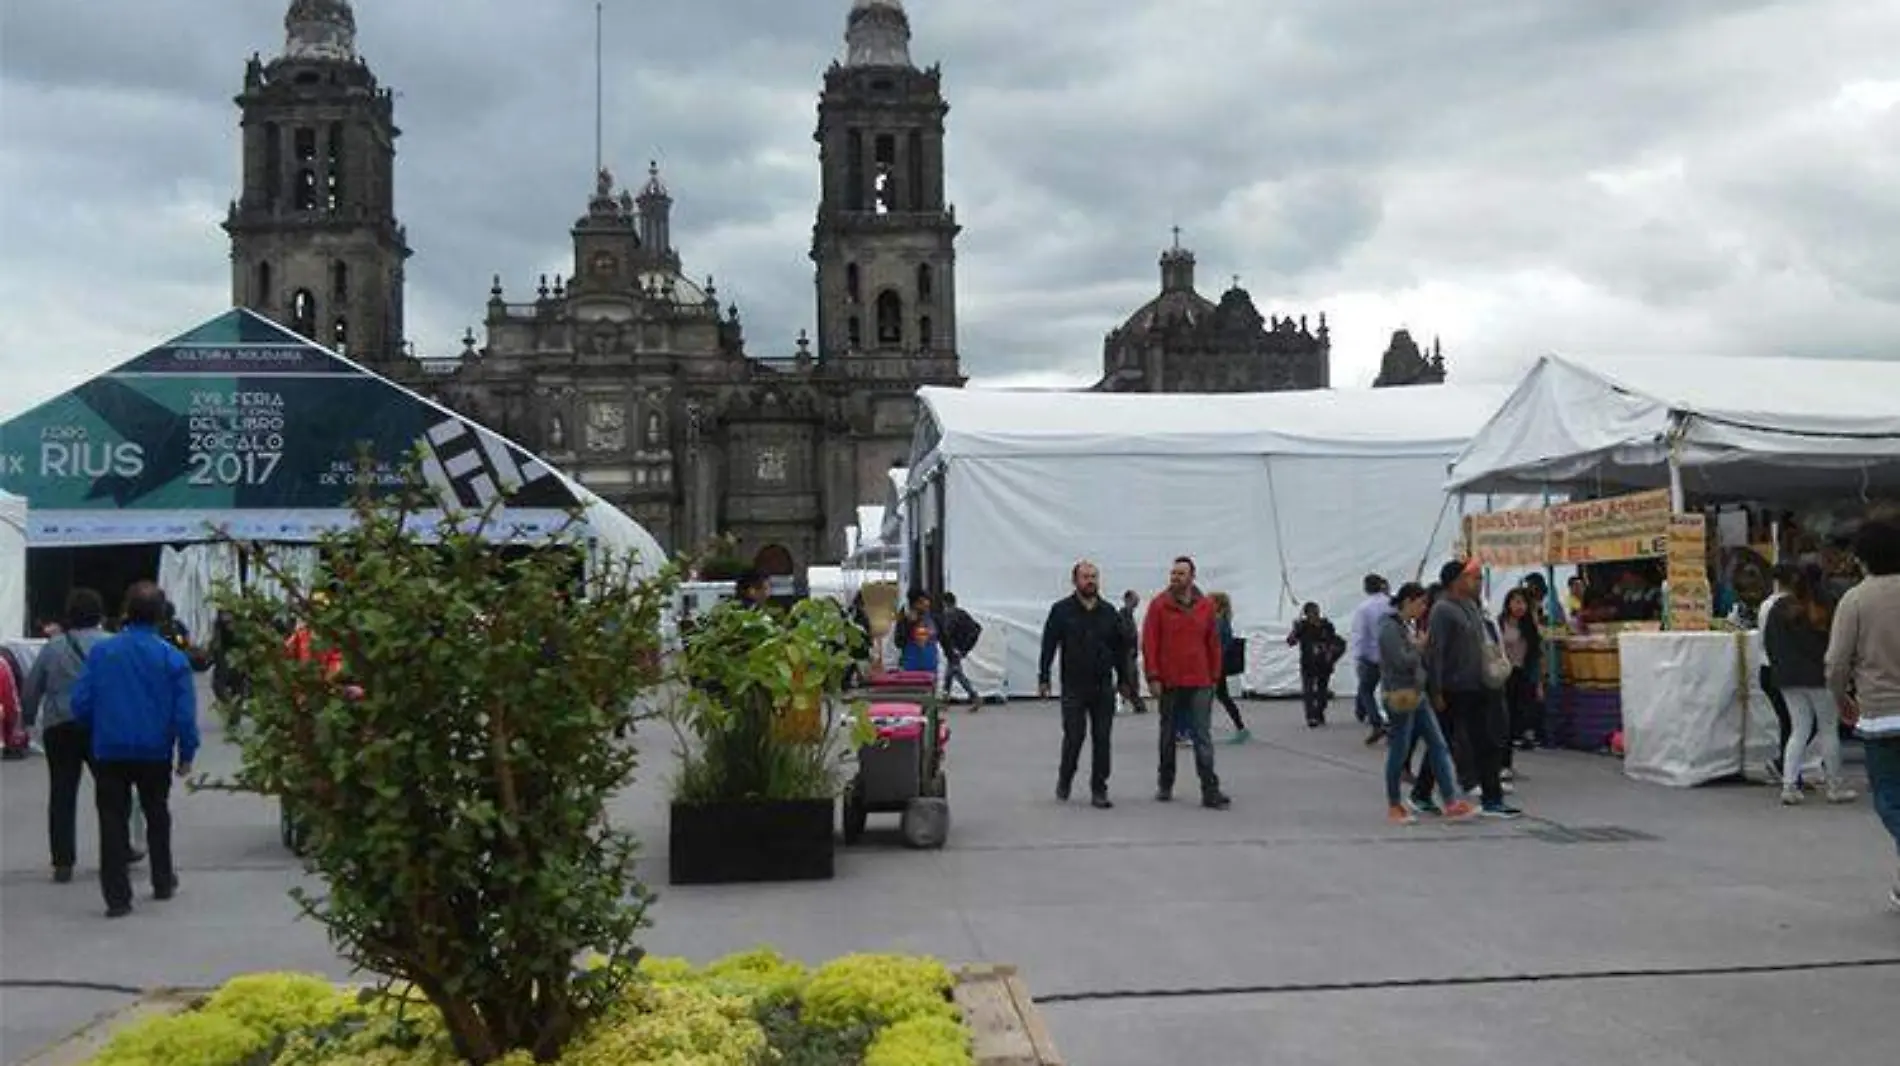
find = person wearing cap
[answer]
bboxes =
[1423,558,1521,819]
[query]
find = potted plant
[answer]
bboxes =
[666,598,871,885]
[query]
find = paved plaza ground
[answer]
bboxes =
[3,696,1898,1065]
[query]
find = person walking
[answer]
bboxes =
[1143,557,1232,810]
[1287,602,1341,727]
[1380,583,1478,824]
[1758,565,1799,782]
[71,581,200,918]
[1349,575,1393,745]
[1039,561,1133,808]
[1210,592,1250,743]
[939,592,984,709]
[21,589,112,883]
[1423,559,1521,819]
[1825,520,1900,909]
[1118,591,1148,715]
[1499,588,1546,752]
[1766,567,1856,806]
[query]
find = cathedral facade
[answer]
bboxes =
[1095,236,1448,393]
[226,0,960,573]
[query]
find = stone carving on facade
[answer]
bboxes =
[547,414,565,449]
[585,400,627,452]
[646,411,664,446]
[756,446,788,484]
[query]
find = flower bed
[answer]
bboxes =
[73,952,981,1066]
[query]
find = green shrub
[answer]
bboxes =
[865,1016,975,1066]
[212,476,679,1064]
[800,955,959,1033]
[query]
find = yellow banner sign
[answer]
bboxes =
[1546,489,1674,564]
[1464,508,1551,567]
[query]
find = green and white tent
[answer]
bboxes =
[0,309,662,574]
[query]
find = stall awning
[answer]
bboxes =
[1446,353,1900,499]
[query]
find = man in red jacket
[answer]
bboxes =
[1142,556,1232,809]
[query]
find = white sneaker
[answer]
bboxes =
[1780,788,1804,806]
[1825,786,1859,805]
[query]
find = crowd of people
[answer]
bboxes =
[1022,520,1900,906]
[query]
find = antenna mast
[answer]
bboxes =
[594,1,604,176]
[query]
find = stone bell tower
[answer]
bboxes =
[225,0,411,369]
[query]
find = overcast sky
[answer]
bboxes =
[3,0,1898,421]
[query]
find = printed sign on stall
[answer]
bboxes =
[1665,513,1712,631]
[1464,507,1551,567]
[1546,489,1674,564]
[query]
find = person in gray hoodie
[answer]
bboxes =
[1424,558,1522,819]
[21,588,113,882]
[1379,583,1475,824]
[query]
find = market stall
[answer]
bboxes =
[901,383,1512,698]
[0,309,665,629]
[1450,353,1900,786]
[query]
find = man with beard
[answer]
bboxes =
[1143,557,1232,810]
[1039,561,1133,808]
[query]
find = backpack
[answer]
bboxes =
[951,611,982,654]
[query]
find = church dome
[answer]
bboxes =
[284,0,357,62]
[845,0,912,67]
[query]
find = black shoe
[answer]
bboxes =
[1202,792,1232,811]
[53,866,73,884]
[1155,787,1172,803]
[105,904,132,919]
[1091,794,1114,809]
[1364,727,1387,746]
[154,881,178,901]
[1306,719,1322,728]
[1055,783,1072,802]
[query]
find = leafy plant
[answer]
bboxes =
[668,598,872,805]
[210,472,679,1064]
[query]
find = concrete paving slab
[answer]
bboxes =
[5,697,1899,1065]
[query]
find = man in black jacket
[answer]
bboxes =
[1039,560,1133,808]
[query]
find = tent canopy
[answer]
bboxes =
[901,383,1512,697]
[911,384,1508,470]
[0,309,663,573]
[1447,354,1900,499]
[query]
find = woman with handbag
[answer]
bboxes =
[1210,592,1249,743]
[1380,583,1477,824]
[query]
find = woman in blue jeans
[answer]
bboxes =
[1379,584,1476,824]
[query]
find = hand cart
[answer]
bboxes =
[842,674,950,844]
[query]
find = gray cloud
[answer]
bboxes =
[3,0,1898,421]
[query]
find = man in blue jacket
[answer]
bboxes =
[73,581,200,918]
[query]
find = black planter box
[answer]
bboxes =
[668,798,836,885]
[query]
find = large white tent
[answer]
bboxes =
[1447,354,1900,499]
[1,490,25,639]
[902,383,1512,696]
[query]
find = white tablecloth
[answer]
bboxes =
[1620,631,1780,788]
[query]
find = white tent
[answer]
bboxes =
[903,384,1512,696]
[1,490,25,639]
[1447,354,1900,500]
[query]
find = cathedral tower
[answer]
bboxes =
[225,0,410,368]
[811,0,959,370]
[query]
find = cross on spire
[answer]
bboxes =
[1170,225,1182,250]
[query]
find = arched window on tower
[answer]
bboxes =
[291,290,317,339]
[876,290,902,346]
[256,261,273,306]
[332,317,349,353]
[331,261,349,302]
[262,123,281,208]
[845,130,865,212]
[847,316,862,349]
[845,263,860,303]
[326,123,345,211]
[916,264,933,304]
[919,315,932,349]
[908,130,925,210]
[294,128,318,211]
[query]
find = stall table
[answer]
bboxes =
[1618,630,1780,787]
